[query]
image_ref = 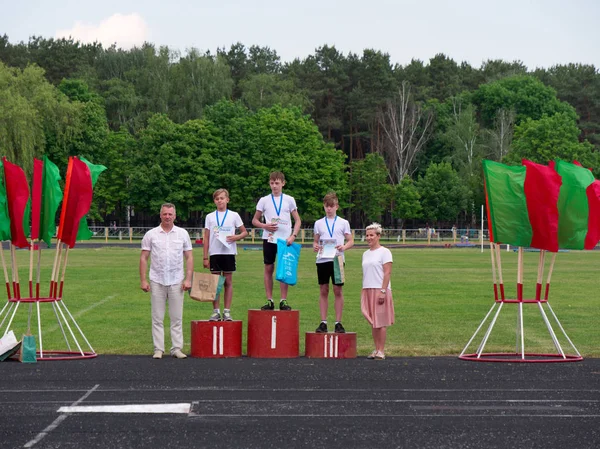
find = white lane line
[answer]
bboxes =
[58,403,191,414]
[3,387,600,393]
[189,413,600,418]
[24,384,99,448]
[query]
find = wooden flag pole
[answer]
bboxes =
[11,243,21,299]
[0,242,11,299]
[58,247,70,299]
[544,252,558,300]
[517,246,525,358]
[35,245,42,299]
[494,243,505,300]
[50,240,62,298]
[10,243,19,299]
[535,250,546,301]
[29,239,35,298]
[489,242,499,301]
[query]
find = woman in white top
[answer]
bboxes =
[361,222,394,360]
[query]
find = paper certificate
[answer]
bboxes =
[267,218,290,243]
[319,239,337,259]
[215,226,234,248]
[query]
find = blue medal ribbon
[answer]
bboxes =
[325,216,337,238]
[216,209,228,228]
[271,194,283,217]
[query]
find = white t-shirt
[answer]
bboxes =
[141,225,193,285]
[362,246,393,289]
[256,193,298,242]
[314,216,351,263]
[204,209,244,255]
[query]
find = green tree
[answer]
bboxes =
[472,75,577,127]
[0,62,81,176]
[168,49,233,123]
[239,73,310,111]
[392,176,422,228]
[504,112,599,175]
[349,153,391,227]
[417,162,468,225]
[128,114,223,218]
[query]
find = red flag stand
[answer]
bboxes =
[0,242,96,361]
[459,243,582,363]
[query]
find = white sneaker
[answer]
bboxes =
[223,311,232,321]
[172,349,187,359]
[153,350,163,359]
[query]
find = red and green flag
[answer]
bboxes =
[0,160,11,242]
[39,156,63,247]
[554,160,600,250]
[76,156,106,242]
[2,157,31,248]
[483,159,562,252]
[58,157,93,248]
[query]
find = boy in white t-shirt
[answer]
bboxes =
[252,171,302,311]
[313,192,354,333]
[203,189,248,321]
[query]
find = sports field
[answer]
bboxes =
[3,245,599,357]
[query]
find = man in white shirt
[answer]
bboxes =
[140,203,193,359]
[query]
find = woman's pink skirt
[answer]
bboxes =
[361,288,395,329]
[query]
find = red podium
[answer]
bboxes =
[305,332,357,359]
[247,310,299,358]
[190,320,242,358]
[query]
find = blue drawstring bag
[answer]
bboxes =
[275,239,301,286]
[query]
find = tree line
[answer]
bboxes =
[1,35,599,228]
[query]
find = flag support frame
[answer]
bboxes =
[0,241,96,361]
[459,243,582,363]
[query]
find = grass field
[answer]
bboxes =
[2,245,599,357]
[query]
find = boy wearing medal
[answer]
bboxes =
[252,171,302,311]
[312,192,353,333]
[203,189,249,321]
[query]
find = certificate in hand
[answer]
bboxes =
[319,239,337,259]
[217,226,234,248]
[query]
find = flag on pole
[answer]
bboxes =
[76,156,107,242]
[2,157,30,248]
[39,156,63,247]
[0,160,11,241]
[57,157,93,248]
[553,160,600,250]
[30,158,44,241]
[482,159,562,252]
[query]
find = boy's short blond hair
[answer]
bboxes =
[213,188,229,199]
[323,192,339,207]
[269,171,285,183]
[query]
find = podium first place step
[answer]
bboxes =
[247,309,299,358]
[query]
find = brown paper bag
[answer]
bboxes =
[189,272,221,302]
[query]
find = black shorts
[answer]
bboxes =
[263,240,278,265]
[316,261,344,286]
[209,254,236,273]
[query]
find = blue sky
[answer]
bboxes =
[1,0,599,69]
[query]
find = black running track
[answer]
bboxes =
[1,356,599,449]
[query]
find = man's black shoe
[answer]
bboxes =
[279,300,292,311]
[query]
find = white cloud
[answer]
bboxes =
[55,13,148,49]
